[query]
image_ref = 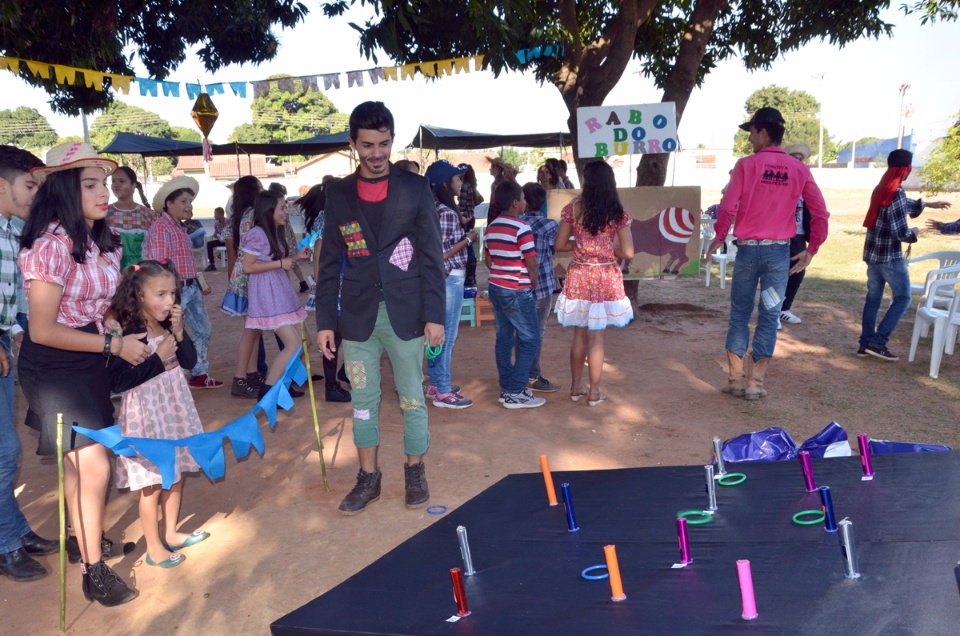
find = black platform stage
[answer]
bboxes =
[272,452,960,635]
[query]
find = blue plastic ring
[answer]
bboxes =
[426,505,447,515]
[581,565,609,580]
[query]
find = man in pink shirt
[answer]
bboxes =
[708,107,829,400]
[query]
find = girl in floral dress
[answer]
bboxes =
[554,161,635,406]
[108,259,208,569]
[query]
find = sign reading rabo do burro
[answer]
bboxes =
[577,102,678,158]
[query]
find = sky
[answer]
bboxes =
[2,4,959,154]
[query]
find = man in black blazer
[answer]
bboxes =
[316,102,445,515]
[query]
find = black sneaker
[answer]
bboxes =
[82,560,138,606]
[856,346,868,357]
[299,281,309,293]
[338,468,382,515]
[325,385,352,403]
[404,462,430,509]
[231,377,258,399]
[204,264,217,272]
[864,344,899,361]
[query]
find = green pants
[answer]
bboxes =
[343,303,430,456]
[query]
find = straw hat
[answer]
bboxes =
[31,142,117,183]
[485,156,519,179]
[784,143,812,161]
[152,176,200,213]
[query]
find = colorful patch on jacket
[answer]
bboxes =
[399,397,423,411]
[339,222,370,258]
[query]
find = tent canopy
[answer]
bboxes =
[100,131,352,158]
[409,125,567,152]
[101,132,204,157]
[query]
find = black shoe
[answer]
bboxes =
[299,281,309,293]
[325,385,352,403]
[404,461,430,509]
[231,377,258,399]
[204,264,217,272]
[82,560,138,606]
[289,386,305,398]
[311,373,323,381]
[67,534,136,565]
[246,371,264,388]
[338,365,349,384]
[865,344,899,361]
[856,346,868,357]
[20,531,58,556]
[338,468,381,515]
[257,383,273,400]
[0,548,47,582]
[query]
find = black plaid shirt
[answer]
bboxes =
[862,189,919,264]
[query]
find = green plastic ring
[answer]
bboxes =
[717,472,746,486]
[792,510,826,526]
[425,344,443,360]
[676,510,713,525]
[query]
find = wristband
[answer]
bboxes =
[465,236,473,246]
[102,333,113,358]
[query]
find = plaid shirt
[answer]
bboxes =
[143,212,198,278]
[519,211,559,299]
[936,219,960,235]
[19,222,121,329]
[108,203,157,232]
[0,216,20,331]
[438,201,467,275]
[863,188,920,264]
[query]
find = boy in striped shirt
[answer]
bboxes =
[483,181,545,409]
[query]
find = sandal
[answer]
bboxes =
[570,387,588,402]
[587,392,607,407]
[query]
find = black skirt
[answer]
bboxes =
[19,322,114,456]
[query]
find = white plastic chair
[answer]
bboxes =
[908,276,960,378]
[705,233,737,289]
[699,217,716,260]
[908,251,960,307]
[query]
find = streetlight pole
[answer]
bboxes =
[812,73,825,169]
[897,83,910,149]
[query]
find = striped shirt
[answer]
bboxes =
[485,215,535,290]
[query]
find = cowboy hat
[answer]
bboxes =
[152,176,200,213]
[31,142,117,183]
[784,143,812,161]
[485,156,519,179]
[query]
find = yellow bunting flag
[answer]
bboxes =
[399,64,417,80]
[382,66,398,81]
[83,70,105,91]
[25,60,50,79]
[52,65,77,85]
[473,55,485,71]
[106,73,133,94]
[437,59,456,77]
[453,58,471,74]
[421,62,437,78]
[0,57,19,73]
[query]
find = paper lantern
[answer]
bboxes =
[191,92,219,161]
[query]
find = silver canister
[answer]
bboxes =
[713,437,727,476]
[838,518,861,579]
[705,464,718,511]
[457,525,476,576]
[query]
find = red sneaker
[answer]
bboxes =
[188,374,224,389]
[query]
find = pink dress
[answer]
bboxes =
[241,226,307,331]
[115,334,203,490]
[554,203,634,329]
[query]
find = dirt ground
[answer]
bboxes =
[4,189,960,635]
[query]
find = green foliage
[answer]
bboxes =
[918,113,960,193]
[0,107,59,151]
[90,102,178,175]
[900,1,960,24]
[0,1,308,115]
[731,86,837,163]
[171,126,202,142]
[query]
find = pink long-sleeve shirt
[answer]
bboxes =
[715,146,829,255]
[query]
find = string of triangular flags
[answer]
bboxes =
[0,45,562,100]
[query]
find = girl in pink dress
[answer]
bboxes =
[108,259,208,569]
[240,190,310,399]
[554,161,635,406]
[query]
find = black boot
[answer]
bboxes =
[465,259,478,289]
[20,531,58,556]
[0,548,46,582]
[67,534,136,565]
[338,365,349,385]
[325,384,351,403]
[257,383,273,400]
[82,559,138,606]
[338,468,381,515]
[404,461,430,509]
[245,371,264,388]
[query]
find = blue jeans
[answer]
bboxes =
[427,273,465,394]
[860,260,912,349]
[181,282,211,376]
[488,284,541,393]
[725,243,790,362]
[0,336,30,553]
[517,294,553,380]
[189,227,206,249]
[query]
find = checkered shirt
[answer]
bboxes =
[19,222,121,329]
[438,201,467,275]
[0,217,21,330]
[143,212,198,278]
[519,211,559,299]
[108,203,157,232]
[10,217,27,319]
[936,218,960,235]
[863,189,920,265]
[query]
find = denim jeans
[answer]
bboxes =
[725,243,790,361]
[427,273,465,394]
[516,294,552,380]
[488,284,541,393]
[859,260,912,349]
[189,226,206,249]
[0,336,30,553]
[181,282,211,376]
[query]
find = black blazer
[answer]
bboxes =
[315,167,445,342]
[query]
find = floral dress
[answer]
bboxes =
[220,207,254,316]
[554,202,634,330]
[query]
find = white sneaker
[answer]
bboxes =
[780,310,801,324]
[502,389,545,409]
[777,318,782,331]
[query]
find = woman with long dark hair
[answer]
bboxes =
[18,142,150,605]
[553,161,634,406]
[457,164,482,287]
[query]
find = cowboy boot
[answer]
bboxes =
[745,357,770,401]
[721,350,745,397]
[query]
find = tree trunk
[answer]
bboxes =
[635,0,726,186]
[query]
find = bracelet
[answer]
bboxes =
[102,333,112,358]
[465,236,472,246]
[115,335,124,355]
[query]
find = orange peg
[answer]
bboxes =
[604,544,627,602]
[539,454,558,506]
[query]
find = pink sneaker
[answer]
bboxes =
[432,392,473,410]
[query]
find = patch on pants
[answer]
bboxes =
[346,361,366,389]
[353,408,370,420]
[399,397,422,411]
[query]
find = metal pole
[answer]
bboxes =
[897,83,910,149]
[812,74,825,169]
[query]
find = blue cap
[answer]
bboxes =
[425,159,468,186]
